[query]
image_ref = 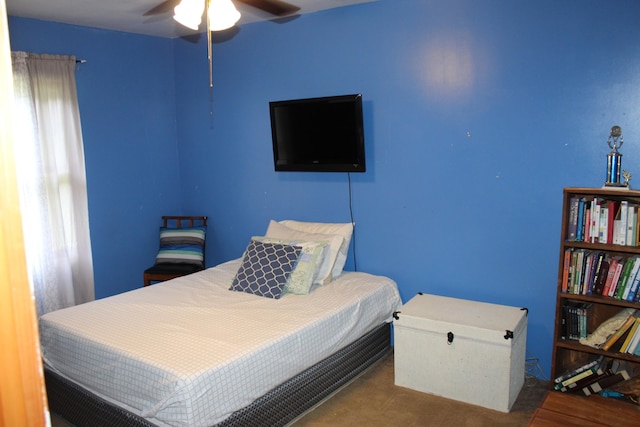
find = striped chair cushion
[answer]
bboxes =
[155,226,206,266]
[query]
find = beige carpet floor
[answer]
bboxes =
[51,350,549,427]
[291,350,548,427]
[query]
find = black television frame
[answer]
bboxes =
[269,94,366,173]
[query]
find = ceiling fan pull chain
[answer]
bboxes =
[207,1,214,118]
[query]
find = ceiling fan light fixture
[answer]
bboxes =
[173,0,205,30]
[208,0,241,31]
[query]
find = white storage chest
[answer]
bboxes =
[393,293,528,412]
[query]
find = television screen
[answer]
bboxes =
[269,94,366,172]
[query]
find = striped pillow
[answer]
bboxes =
[155,226,206,266]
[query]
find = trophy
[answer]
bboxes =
[605,125,627,187]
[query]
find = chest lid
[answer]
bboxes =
[394,293,527,342]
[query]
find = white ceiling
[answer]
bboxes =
[6,0,376,39]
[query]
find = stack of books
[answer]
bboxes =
[553,356,632,395]
[567,197,639,246]
[612,312,640,355]
[561,249,640,301]
[561,301,592,340]
[591,309,640,354]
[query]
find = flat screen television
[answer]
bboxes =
[269,94,366,172]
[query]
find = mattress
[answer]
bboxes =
[40,259,402,427]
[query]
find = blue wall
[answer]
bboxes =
[9,0,640,378]
[8,18,182,297]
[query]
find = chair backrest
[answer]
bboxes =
[162,216,208,229]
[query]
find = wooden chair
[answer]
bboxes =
[143,216,207,286]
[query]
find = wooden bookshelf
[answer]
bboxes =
[551,187,640,389]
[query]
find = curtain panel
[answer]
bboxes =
[11,52,94,316]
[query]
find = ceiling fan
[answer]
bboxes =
[144,0,301,30]
[144,0,301,111]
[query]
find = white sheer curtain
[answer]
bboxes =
[11,52,95,316]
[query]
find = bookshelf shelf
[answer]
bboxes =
[565,241,640,255]
[555,339,640,363]
[558,293,640,310]
[551,187,640,394]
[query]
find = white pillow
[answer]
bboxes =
[252,236,328,295]
[279,220,353,279]
[265,220,343,285]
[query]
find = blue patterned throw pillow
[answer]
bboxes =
[252,236,328,295]
[230,240,301,299]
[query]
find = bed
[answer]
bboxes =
[41,220,402,427]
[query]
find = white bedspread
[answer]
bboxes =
[40,259,402,426]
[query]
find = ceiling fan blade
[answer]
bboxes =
[144,0,182,16]
[236,0,301,17]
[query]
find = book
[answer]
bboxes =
[628,333,640,355]
[591,198,602,243]
[553,356,604,384]
[579,303,592,339]
[601,314,637,351]
[565,302,578,340]
[632,204,637,246]
[621,316,640,353]
[589,252,606,295]
[581,252,595,294]
[582,370,631,396]
[601,256,621,296]
[626,203,637,246]
[622,256,640,300]
[607,200,617,244]
[585,207,592,243]
[559,363,607,393]
[592,255,610,295]
[554,366,599,390]
[625,263,640,302]
[631,205,640,246]
[586,199,594,242]
[569,250,581,294]
[615,200,629,245]
[578,368,614,395]
[573,250,586,294]
[568,302,580,340]
[613,257,636,299]
[560,304,567,340]
[628,318,640,354]
[562,302,575,340]
[636,206,640,247]
[577,198,586,241]
[599,203,608,244]
[607,258,625,297]
[567,196,580,241]
[561,248,573,293]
